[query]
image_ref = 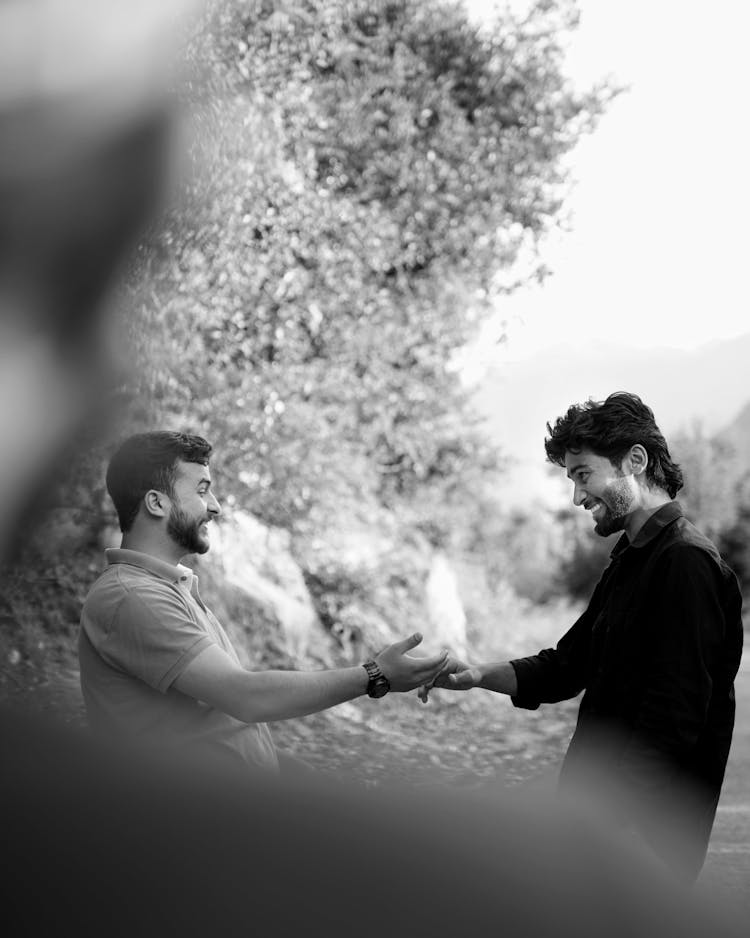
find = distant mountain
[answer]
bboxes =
[717,399,750,465]
[473,331,750,466]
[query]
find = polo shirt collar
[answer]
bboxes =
[610,500,683,557]
[105,548,194,586]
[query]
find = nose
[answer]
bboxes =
[208,492,221,517]
[572,482,586,507]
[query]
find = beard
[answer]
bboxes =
[593,479,635,537]
[167,504,210,555]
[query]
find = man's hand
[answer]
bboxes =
[374,633,449,692]
[418,656,483,703]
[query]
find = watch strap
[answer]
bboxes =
[363,659,390,698]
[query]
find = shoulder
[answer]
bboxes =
[82,565,129,617]
[656,517,722,566]
[83,565,189,627]
[652,527,737,601]
[657,542,717,579]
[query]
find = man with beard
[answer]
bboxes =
[420,392,743,882]
[79,431,447,772]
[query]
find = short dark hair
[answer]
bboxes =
[106,431,212,532]
[544,392,683,498]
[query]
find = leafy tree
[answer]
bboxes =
[652,424,750,595]
[122,0,611,544]
[718,504,750,595]
[670,423,741,541]
[552,506,614,600]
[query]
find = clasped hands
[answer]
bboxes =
[417,656,483,703]
[372,634,482,699]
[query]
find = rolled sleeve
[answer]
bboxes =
[509,655,548,710]
[510,607,594,709]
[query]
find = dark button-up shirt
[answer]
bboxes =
[510,502,743,877]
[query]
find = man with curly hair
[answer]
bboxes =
[422,392,743,881]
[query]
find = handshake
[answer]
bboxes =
[372,634,487,701]
[372,634,518,703]
[417,656,485,703]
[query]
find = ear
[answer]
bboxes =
[626,444,648,478]
[143,489,169,519]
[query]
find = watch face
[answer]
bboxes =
[369,677,389,698]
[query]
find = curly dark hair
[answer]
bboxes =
[544,392,683,498]
[106,431,212,532]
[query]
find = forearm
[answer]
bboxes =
[177,632,447,722]
[477,662,518,696]
[225,666,369,723]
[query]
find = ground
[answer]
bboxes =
[696,652,750,919]
[2,653,747,920]
[0,659,576,787]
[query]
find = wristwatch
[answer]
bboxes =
[362,659,390,698]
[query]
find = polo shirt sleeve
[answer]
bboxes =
[101,584,215,693]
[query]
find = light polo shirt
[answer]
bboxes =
[79,548,279,773]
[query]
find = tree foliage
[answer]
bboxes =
[670,424,742,541]
[671,423,750,594]
[121,0,610,540]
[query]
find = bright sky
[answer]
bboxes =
[464,0,750,366]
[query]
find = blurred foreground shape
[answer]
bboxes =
[0,0,194,560]
[1,707,742,938]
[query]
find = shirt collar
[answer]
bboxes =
[105,548,195,587]
[610,500,683,557]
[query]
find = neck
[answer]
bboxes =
[120,528,186,566]
[624,490,672,541]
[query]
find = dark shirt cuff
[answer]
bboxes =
[508,658,541,711]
